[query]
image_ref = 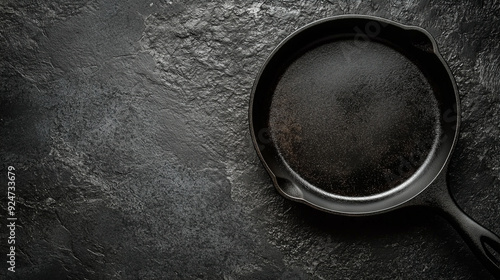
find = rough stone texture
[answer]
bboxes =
[0,0,499,279]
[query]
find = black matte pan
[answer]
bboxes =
[249,15,500,277]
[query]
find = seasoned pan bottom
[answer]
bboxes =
[269,40,440,197]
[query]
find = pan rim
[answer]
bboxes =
[249,14,461,216]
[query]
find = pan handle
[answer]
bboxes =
[416,175,500,277]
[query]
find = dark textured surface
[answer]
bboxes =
[0,0,499,279]
[269,40,439,196]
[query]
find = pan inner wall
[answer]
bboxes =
[269,40,440,197]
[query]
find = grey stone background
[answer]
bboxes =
[1,0,499,279]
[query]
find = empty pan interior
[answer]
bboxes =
[250,16,459,214]
[269,40,439,197]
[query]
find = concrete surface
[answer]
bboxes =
[1,0,499,279]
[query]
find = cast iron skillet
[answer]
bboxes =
[249,15,500,277]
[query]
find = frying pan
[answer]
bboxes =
[249,15,500,277]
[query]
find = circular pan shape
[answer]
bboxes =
[249,15,459,215]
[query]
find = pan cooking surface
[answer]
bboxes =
[269,40,441,197]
